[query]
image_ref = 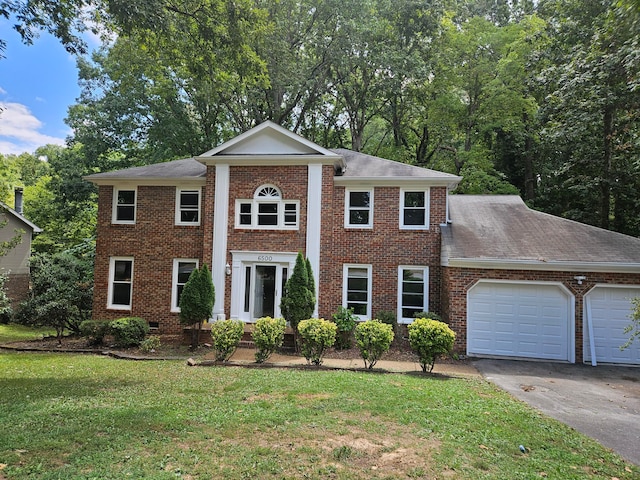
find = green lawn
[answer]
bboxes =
[0,324,56,344]
[0,352,636,479]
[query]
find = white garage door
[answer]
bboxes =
[585,286,640,365]
[468,282,572,361]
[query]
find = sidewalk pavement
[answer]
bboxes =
[201,348,480,377]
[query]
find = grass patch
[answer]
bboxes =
[0,324,56,344]
[0,352,637,479]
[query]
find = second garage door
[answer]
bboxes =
[468,281,573,362]
[584,286,640,365]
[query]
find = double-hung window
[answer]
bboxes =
[398,266,429,323]
[108,258,133,309]
[171,259,198,311]
[345,189,373,228]
[113,188,136,224]
[236,185,299,229]
[343,264,372,319]
[400,189,429,229]
[176,188,201,225]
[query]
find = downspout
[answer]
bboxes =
[585,295,597,366]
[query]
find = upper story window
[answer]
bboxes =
[400,189,429,229]
[235,185,299,230]
[175,188,201,225]
[113,188,136,224]
[345,189,373,228]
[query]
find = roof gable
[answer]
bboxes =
[0,202,42,233]
[199,121,339,157]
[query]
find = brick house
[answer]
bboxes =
[86,121,640,365]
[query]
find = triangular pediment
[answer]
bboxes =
[199,121,338,158]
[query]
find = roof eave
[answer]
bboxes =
[334,176,461,188]
[0,202,42,233]
[443,257,640,273]
[84,176,206,187]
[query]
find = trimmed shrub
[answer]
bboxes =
[79,319,110,346]
[280,252,315,334]
[413,311,442,322]
[298,318,337,366]
[110,317,149,347]
[332,306,357,350]
[252,316,286,363]
[408,318,456,373]
[355,320,394,369]
[140,335,161,353]
[210,319,244,362]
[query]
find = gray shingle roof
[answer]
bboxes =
[332,149,460,180]
[84,158,206,182]
[442,195,640,270]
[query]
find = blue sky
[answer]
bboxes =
[0,20,87,155]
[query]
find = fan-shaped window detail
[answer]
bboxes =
[256,186,281,199]
[236,184,299,230]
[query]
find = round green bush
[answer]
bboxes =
[408,318,456,373]
[79,319,111,346]
[354,320,394,369]
[298,318,337,366]
[140,335,161,353]
[210,319,244,362]
[252,316,286,363]
[331,306,357,350]
[109,317,149,347]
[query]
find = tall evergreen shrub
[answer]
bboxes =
[280,252,315,336]
[179,264,215,350]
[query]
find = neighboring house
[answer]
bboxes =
[85,121,640,365]
[0,189,42,309]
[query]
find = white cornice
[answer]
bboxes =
[195,154,341,167]
[443,257,640,273]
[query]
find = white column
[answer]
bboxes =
[306,164,323,317]
[212,164,230,319]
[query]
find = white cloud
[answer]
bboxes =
[0,102,66,155]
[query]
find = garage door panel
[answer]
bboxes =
[469,282,571,361]
[585,286,640,365]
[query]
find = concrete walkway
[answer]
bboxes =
[211,348,481,377]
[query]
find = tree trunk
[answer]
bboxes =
[523,113,535,201]
[600,106,614,230]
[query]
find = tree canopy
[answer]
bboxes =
[2,0,639,238]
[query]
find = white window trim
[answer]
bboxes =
[171,258,199,312]
[397,266,429,324]
[399,189,430,230]
[344,188,374,229]
[342,264,372,320]
[112,187,137,224]
[234,184,299,230]
[175,188,202,226]
[108,257,134,310]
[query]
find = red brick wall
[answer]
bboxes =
[319,186,446,320]
[92,185,204,333]
[442,267,640,362]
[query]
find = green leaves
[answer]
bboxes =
[298,318,337,365]
[280,252,315,331]
[408,318,456,373]
[354,319,394,369]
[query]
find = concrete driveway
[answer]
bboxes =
[474,359,640,466]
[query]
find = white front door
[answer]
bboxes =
[239,263,289,321]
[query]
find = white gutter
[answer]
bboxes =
[443,257,640,274]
